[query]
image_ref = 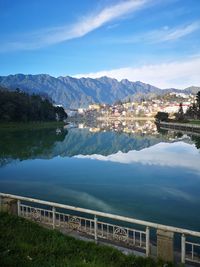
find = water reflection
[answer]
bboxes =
[76,142,200,174]
[0,127,67,166]
[79,120,158,135]
[192,136,200,149]
[0,121,200,230]
[1,121,199,165]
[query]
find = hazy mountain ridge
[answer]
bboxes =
[0,74,199,108]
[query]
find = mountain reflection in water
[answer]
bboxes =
[0,121,200,231]
[0,120,199,163]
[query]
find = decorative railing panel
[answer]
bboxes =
[96,221,146,249]
[20,204,147,250]
[185,241,200,264]
[20,204,53,224]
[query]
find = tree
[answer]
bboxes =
[54,106,68,121]
[196,91,200,118]
[0,89,68,122]
[155,112,169,122]
[185,91,200,119]
[175,102,185,121]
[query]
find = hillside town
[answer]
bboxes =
[70,92,196,120]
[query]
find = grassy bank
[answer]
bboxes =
[187,120,200,125]
[0,121,66,131]
[0,212,176,267]
[161,119,200,126]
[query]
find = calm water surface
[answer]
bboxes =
[0,121,200,231]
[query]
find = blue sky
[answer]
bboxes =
[0,0,200,88]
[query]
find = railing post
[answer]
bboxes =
[94,215,98,243]
[52,207,56,229]
[17,200,21,216]
[157,230,174,262]
[181,234,186,264]
[146,226,150,257]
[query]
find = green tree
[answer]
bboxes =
[155,112,169,122]
[0,89,68,122]
[54,106,68,121]
[175,102,185,121]
[185,91,200,119]
[196,91,200,118]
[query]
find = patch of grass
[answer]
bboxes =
[0,121,65,131]
[187,120,200,125]
[0,212,176,267]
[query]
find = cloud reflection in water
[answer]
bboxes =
[75,142,200,174]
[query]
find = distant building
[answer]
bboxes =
[78,108,85,114]
[89,127,100,133]
[89,104,101,110]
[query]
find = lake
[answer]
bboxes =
[0,120,200,232]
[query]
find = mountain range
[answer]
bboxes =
[0,74,199,108]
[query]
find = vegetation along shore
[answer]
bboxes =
[0,212,179,267]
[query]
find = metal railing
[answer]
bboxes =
[0,192,200,265]
[20,203,147,251]
[184,236,200,264]
[159,121,200,130]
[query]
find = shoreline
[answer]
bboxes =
[0,121,66,130]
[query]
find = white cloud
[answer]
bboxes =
[74,56,200,88]
[0,0,149,52]
[74,142,200,174]
[115,21,200,44]
[147,22,200,42]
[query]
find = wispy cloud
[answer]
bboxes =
[109,21,200,44]
[74,55,200,88]
[0,0,149,52]
[149,21,200,42]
